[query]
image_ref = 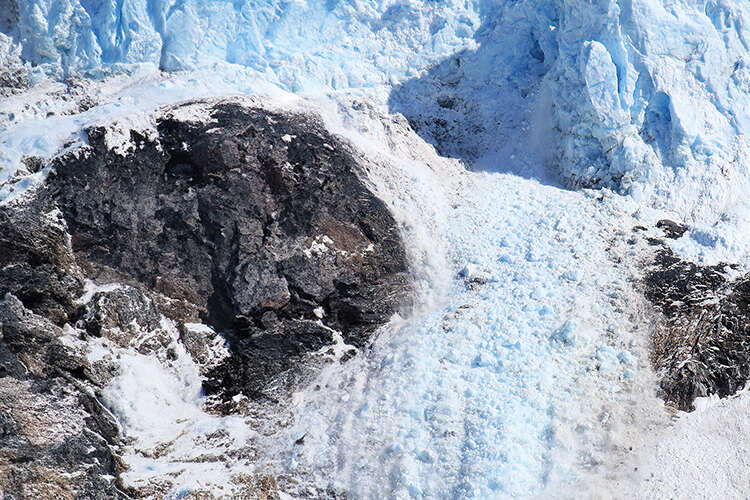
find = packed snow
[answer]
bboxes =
[3,0,750,498]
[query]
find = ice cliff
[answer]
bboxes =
[4,0,750,228]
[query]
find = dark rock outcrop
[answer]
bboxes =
[0,196,84,325]
[0,98,411,492]
[44,100,410,403]
[0,200,124,498]
[645,246,750,411]
[655,219,688,240]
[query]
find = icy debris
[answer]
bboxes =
[89,312,258,497]
[268,168,658,499]
[458,262,493,285]
[552,319,582,346]
[596,346,619,374]
[617,350,637,368]
[561,270,579,282]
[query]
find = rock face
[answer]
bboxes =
[0,200,123,499]
[46,100,410,402]
[78,285,170,354]
[0,99,411,492]
[645,243,750,411]
[0,197,83,326]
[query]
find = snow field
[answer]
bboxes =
[259,163,668,498]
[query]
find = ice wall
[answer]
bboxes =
[542,0,750,224]
[389,0,750,226]
[1,0,482,88]
[4,0,750,226]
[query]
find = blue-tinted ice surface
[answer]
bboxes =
[266,169,652,498]
[5,0,750,228]
[3,0,750,497]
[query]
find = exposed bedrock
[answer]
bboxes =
[0,198,124,498]
[44,100,411,400]
[0,99,411,493]
[644,221,750,411]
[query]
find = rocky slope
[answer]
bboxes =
[0,98,411,497]
[644,226,750,412]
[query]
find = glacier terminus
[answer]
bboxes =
[2,0,750,499]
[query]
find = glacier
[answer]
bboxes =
[3,0,750,498]
[5,0,750,228]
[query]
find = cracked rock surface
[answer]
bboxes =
[0,99,411,494]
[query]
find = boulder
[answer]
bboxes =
[645,246,750,411]
[45,100,411,402]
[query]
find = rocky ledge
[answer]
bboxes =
[0,99,410,497]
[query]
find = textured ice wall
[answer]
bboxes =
[388,0,750,226]
[1,0,482,88]
[542,0,750,224]
[4,0,750,224]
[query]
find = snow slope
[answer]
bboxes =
[3,0,750,498]
[261,165,664,498]
[631,389,750,499]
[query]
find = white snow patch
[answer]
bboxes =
[303,235,334,258]
[92,316,258,497]
[625,389,750,499]
[77,280,122,305]
[100,113,158,157]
